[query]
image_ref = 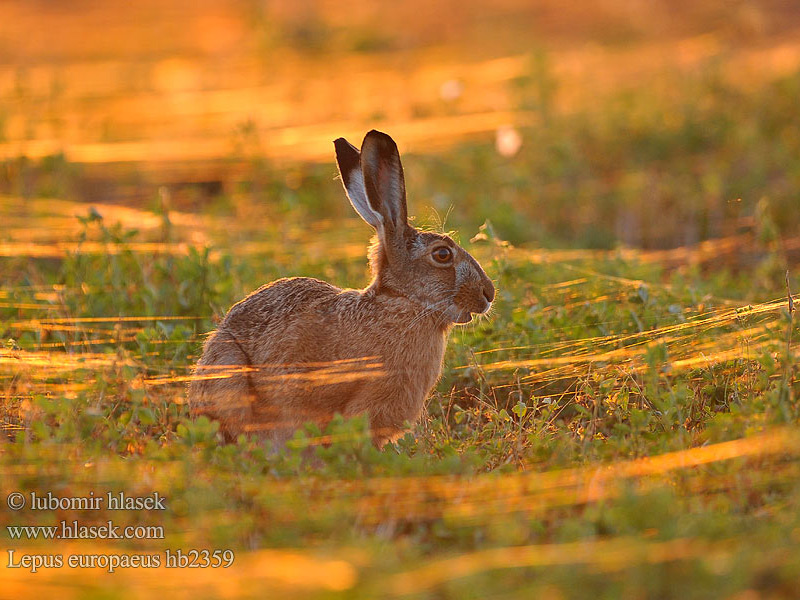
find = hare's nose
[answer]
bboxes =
[482,281,495,304]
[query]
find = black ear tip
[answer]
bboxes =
[363,129,399,155]
[365,129,394,142]
[334,138,360,173]
[333,137,355,154]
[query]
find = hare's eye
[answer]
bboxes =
[432,247,453,264]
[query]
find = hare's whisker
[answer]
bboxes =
[403,296,455,334]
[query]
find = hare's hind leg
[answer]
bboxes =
[188,330,255,441]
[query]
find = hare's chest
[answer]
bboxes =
[383,330,448,400]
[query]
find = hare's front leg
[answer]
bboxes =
[344,383,424,448]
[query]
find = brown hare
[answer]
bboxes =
[188,130,494,447]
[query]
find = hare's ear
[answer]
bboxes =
[359,130,408,242]
[334,137,383,230]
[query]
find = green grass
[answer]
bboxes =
[2,59,800,599]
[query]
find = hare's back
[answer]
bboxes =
[222,277,341,332]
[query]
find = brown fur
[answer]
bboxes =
[188,131,494,447]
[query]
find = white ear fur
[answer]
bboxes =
[344,167,384,230]
[334,138,384,231]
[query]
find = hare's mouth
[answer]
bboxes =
[451,288,493,324]
[452,303,491,324]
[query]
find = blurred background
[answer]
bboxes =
[3,0,800,252]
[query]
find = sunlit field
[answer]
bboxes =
[2,1,800,598]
